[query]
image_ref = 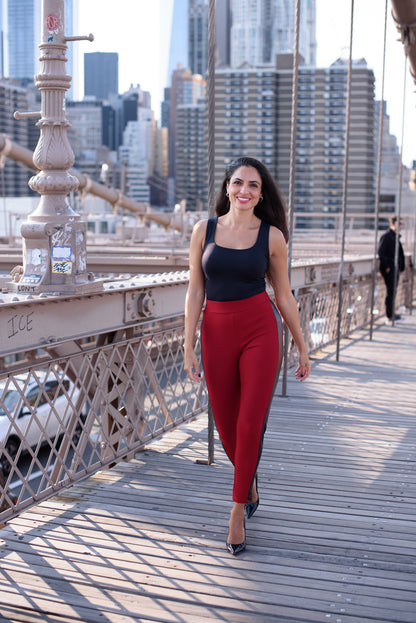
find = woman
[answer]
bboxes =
[184,157,310,555]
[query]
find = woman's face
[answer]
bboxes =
[226,166,262,213]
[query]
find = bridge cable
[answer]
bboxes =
[281,0,301,397]
[412,194,416,316]
[200,0,216,465]
[391,55,408,327]
[336,0,355,362]
[370,0,389,340]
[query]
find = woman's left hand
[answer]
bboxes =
[295,351,311,381]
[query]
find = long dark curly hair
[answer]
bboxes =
[214,156,289,242]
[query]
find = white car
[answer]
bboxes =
[0,373,83,475]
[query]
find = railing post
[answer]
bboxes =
[11,0,96,296]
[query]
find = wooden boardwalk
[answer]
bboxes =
[0,314,415,623]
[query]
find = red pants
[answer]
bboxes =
[201,291,282,503]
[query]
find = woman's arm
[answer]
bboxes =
[269,227,311,381]
[184,219,207,383]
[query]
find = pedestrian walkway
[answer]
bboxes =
[0,314,415,623]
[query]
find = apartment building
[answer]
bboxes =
[175,102,207,210]
[210,56,376,227]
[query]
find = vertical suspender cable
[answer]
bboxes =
[281,0,301,398]
[207,0,216,215]
[335,0,354,362]
[204,0,216,464]
[392,56,407,327]
[370,0,389,340]
[412,195,416,314]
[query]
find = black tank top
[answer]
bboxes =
[202,217,270,301]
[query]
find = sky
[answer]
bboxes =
[76,0,416,166]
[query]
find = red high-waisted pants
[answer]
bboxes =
[201,291,282,503]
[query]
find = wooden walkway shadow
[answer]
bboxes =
[0,314,415,622]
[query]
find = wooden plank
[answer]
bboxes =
[0,316,415,622]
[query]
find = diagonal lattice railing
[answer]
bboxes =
[0,315,207,523]
[0,267,414,525]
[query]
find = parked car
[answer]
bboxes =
[0,373,84,475]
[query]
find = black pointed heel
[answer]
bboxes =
[226,518,246,556]
[245,474,259,519]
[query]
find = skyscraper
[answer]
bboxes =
[166,65,206,178]
[65,0,77,100]
[230,0,316,68]
[188,0,209,75]
[119,108,154,204]
[230,0,271,67]
[170,0,230,79]
[5,0,76,97]
[0,79,35,195]
[212,55,376,227]
[273,0,316,66]
[215,0,231,67]
[7,0,41,81]
[167,0,189,85]
[84,52,119,101]
[175,102,207,209]
[0,2,4,76]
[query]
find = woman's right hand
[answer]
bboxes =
[184,348,202,383]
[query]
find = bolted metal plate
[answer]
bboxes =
[124,290,156,322]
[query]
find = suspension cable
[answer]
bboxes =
[281,0,301,398]
[370,0,389,340]
[412,192,416,315]
[201,0,216,465]
[207,0,216,215]
[335,0,355,362]
[392,55,408,327]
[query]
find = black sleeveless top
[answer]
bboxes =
[202,217,270,301]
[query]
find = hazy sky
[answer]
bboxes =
[76,0,416,166]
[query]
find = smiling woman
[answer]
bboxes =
[184,156,311,556]
[225,167,263,217]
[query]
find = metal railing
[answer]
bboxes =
[0,261,414,525]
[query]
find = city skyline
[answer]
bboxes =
[1,0,77,97]
[75,0,415,167]
[0,1,411,166]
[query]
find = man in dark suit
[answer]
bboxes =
[378,216,405,321]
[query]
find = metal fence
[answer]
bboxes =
[0,264,414,525]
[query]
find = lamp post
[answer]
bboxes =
[12,0,97,295]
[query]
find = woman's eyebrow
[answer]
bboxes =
[232,177,260,185]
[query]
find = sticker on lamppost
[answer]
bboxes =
[46,14,59,30]
[52,246,72,275]
[46,14,60,42]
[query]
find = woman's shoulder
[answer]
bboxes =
[193,218,209,234]
[268,224,287,247]
[191,218,211,245]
